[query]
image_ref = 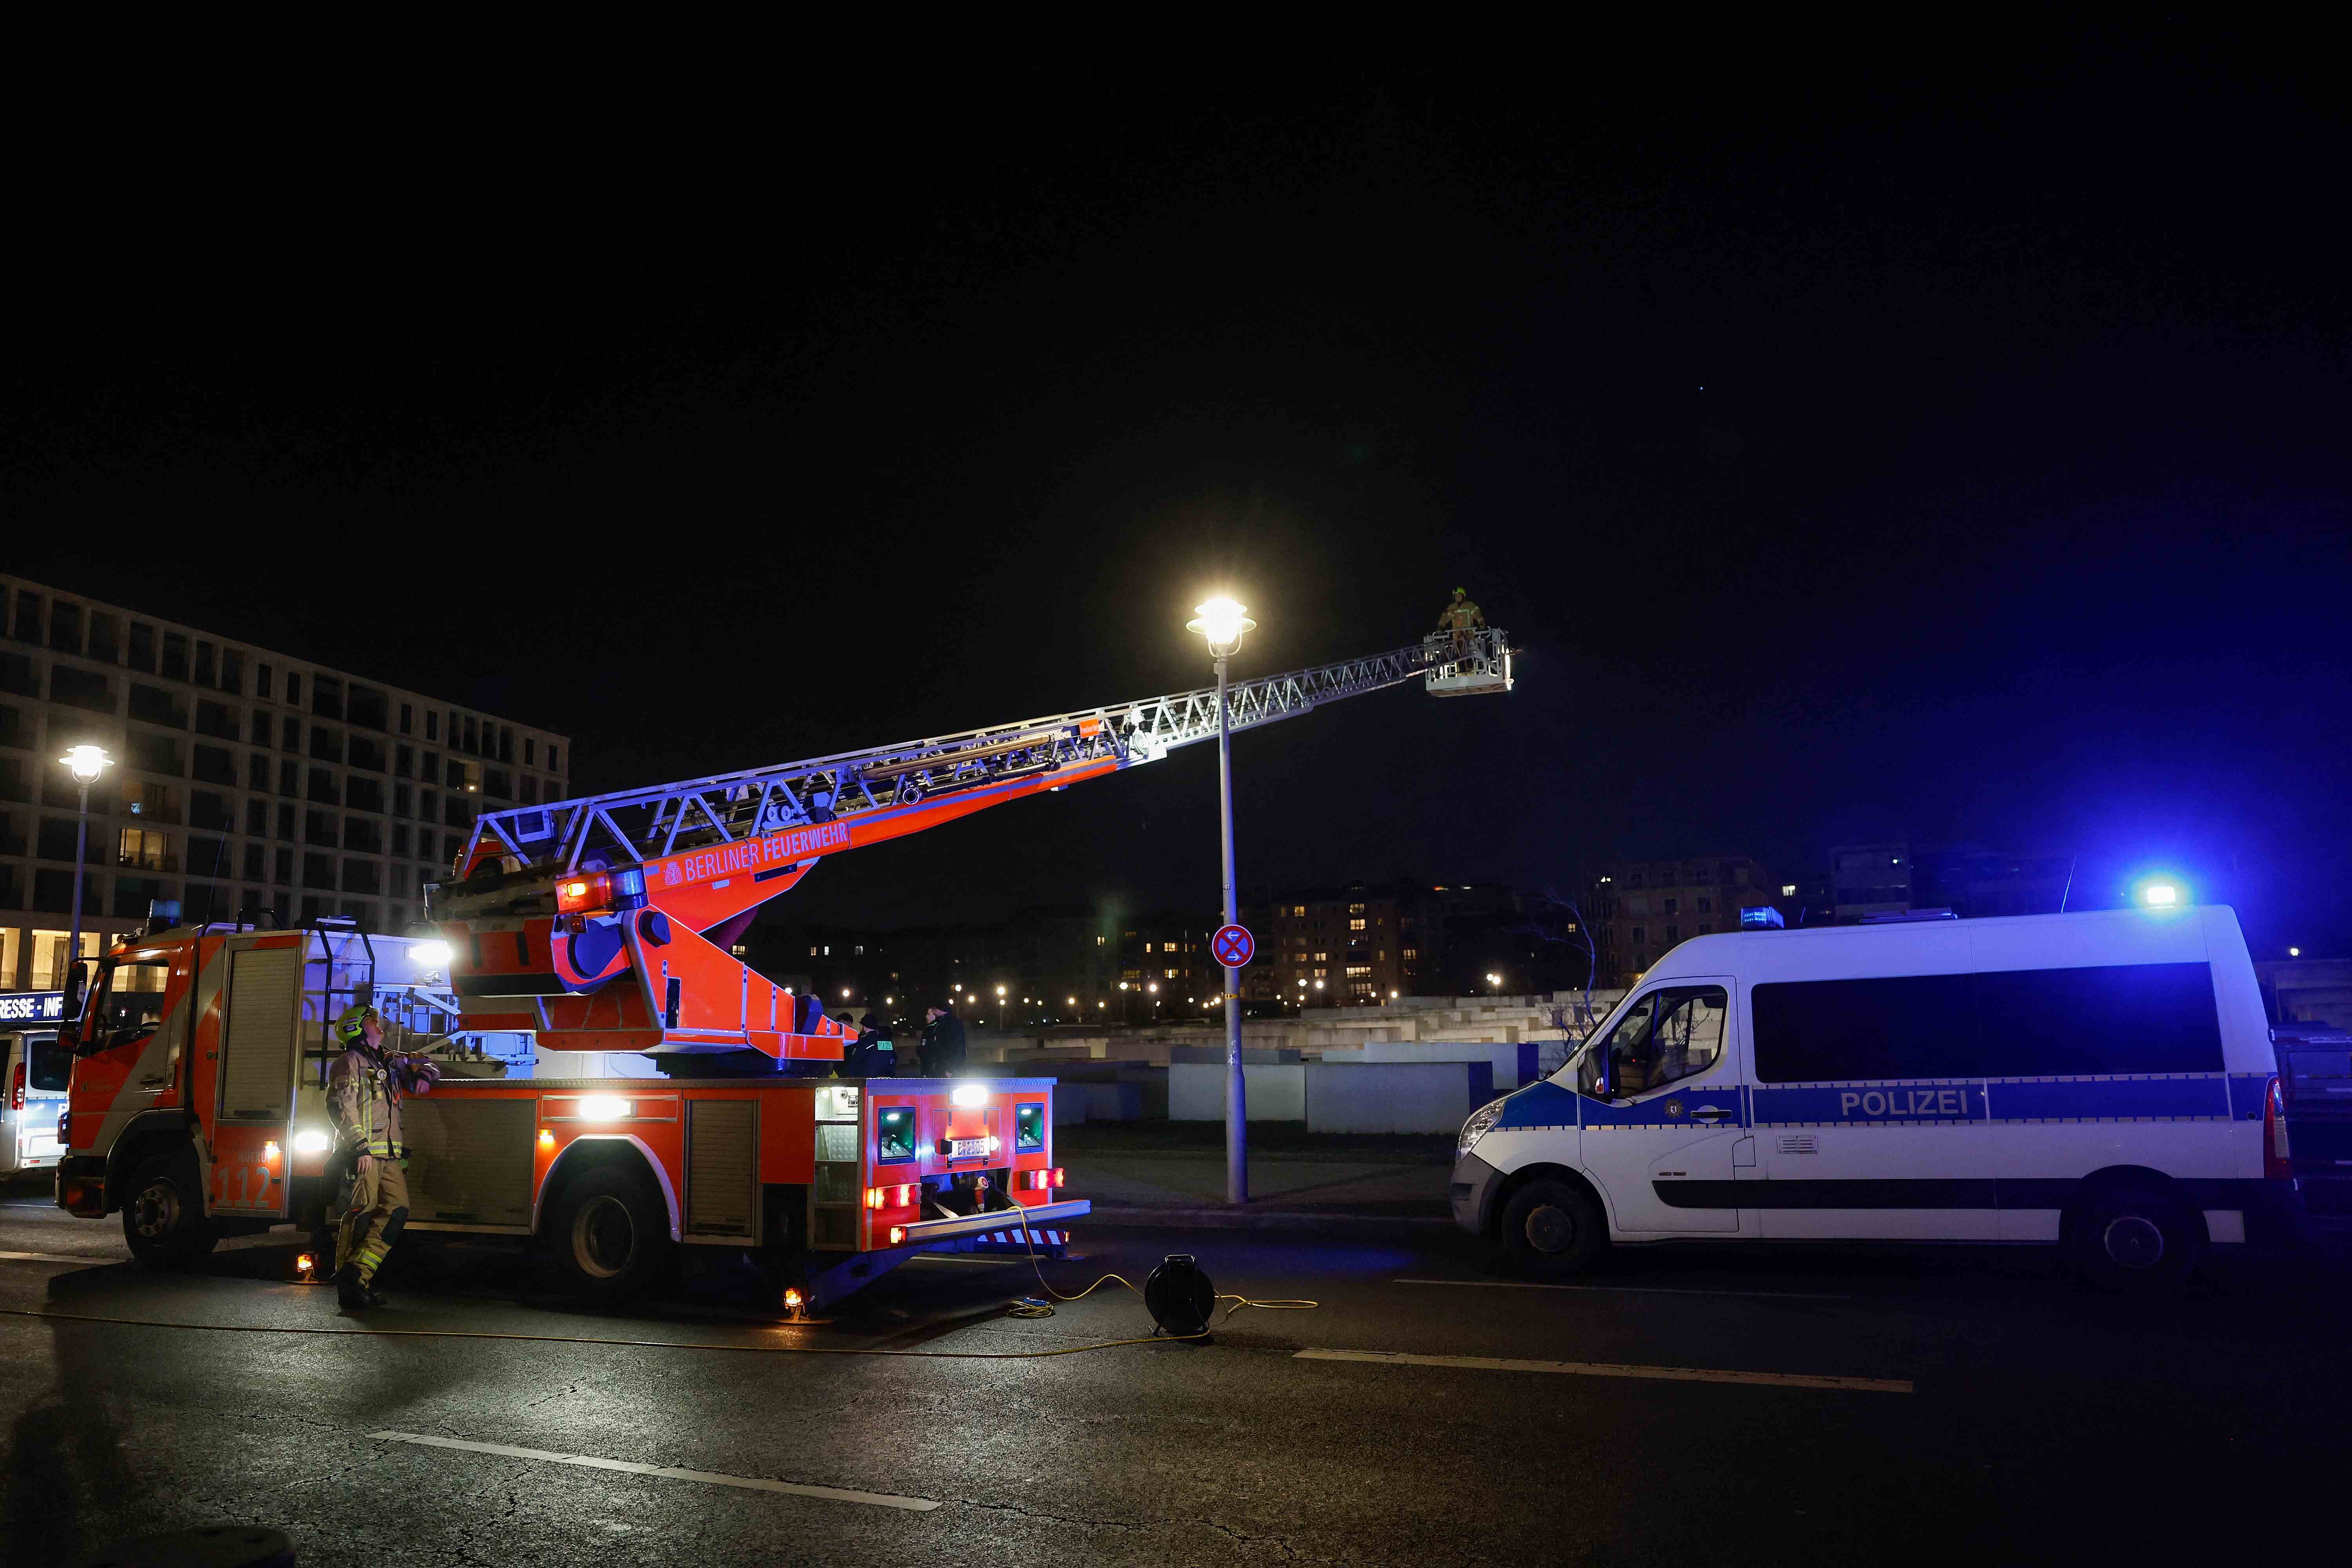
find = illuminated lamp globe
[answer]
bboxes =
[1185,597,1256,658]
[60,744,113,784]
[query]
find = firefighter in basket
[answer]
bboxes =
[325,1004,440,1310]
[1436,587,1485,659]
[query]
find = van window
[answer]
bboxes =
[1975,962,2220,1076]
[1753,975,1976,1082]
[1580,986,1726,1096]
[29,1036,70,1092]
[1752,962,2223,1083]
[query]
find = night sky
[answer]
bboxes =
[9,31,2347,954]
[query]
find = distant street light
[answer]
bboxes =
[1486,971,1503,993]
[58,746,112,983]
[2289,947,2301,958]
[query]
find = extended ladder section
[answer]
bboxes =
[432,627,1510,1061]
[459,627,1510,879]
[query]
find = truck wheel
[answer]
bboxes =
[2071,1183,2199,1292]
[1501,1178,1605,1278]
[121,1152,218,1269]
[548,1166,673,1301]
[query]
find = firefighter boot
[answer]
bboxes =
[336,1263,371,1310]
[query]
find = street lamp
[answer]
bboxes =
[995,983,1007,1027]
[58,746,112,987]
[1186,595,1256,1204]
[1486,971,1503,994]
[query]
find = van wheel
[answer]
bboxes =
[2071,1183,2199,1292]
[121,1152,218,1268]
[548,1166,673,1301]
[1501,1179,1605,1278]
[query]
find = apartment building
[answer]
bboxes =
[1240,884,1427,1007]
[1592,854,1775,985]
[0,574,570,990]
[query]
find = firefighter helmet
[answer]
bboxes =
[336,1003,381,1044]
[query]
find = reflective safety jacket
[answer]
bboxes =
[1437,597,1485,631]
[328,1046,414,1159]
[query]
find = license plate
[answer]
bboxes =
[946,1138,988,1160]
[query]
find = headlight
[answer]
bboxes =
[1457,1094,1510,1159]
[293,1128,331,1154]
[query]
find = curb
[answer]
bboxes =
[1085,1205,1454,1231]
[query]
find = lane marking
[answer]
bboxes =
[368,1431,940,1510]
[1294,1347,1913,1394]
[1392,1276,1850,1302]
[0,1250,106,1265]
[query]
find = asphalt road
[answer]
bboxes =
[2,1177,2343,1567]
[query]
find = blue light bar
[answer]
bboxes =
[1740,905,1786,929]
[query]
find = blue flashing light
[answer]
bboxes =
[1739,905,1786,929]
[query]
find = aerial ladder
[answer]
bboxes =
[435,628,1514,1067]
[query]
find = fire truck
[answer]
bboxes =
[53,629,1512,1305]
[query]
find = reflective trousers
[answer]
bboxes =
[334,1157,409,1286]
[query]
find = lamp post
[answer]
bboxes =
[58,746,113,988]
[995,983,1007,1028]
[1185,596,1256,1204]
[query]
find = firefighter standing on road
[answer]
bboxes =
[327,1004,439,1310]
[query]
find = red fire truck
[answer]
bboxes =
[52,629,1510,1304]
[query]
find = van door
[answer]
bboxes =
[12,1032,70,1174]
[1575,982,1749,1234]
[1,1034,22,1175]
[207,940,307,1221]
[1748,973,1996,1241]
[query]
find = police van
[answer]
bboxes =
[2,1028,72,1179]
[1451,904,2283,1287]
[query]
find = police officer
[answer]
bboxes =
[858,1012,897,1076]
[326,1004,439,1310]
[918,1003,967,1078]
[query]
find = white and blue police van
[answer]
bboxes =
[1,991,73,1180]
[1451,905,2285,1287]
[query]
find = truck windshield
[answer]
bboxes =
[89,959,171,1051]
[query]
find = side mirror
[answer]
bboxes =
[58,960,88,1052]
